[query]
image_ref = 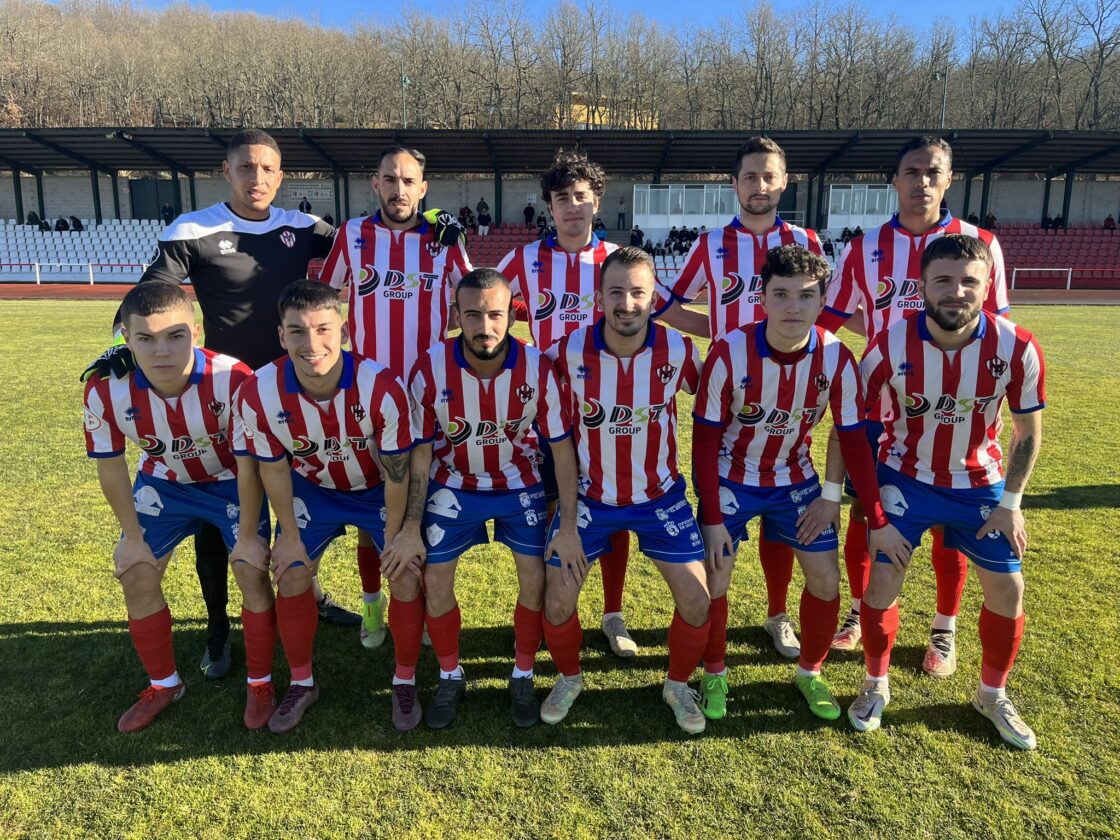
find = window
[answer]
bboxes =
[829,186,851,214]
[649,185,669,215]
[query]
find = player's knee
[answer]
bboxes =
[423,568,456,614]
[231,562,271,600]
[544,586,576,625]
[982,571,1024,616]
[676,584,711,627]
[118,561,161,596]
[803,560,840,598]
[277,566,312,598]
[389,571,421,602]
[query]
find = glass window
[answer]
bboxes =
[633,186,648,216]
[829,186,851,214]
[685,185,705,215]
[720,186,739,216]
[669,184,684,214]
[649,185,669,215]
[704,185,719,215]
[851,186,866,215]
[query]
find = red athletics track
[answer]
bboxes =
[0,284,1117,305]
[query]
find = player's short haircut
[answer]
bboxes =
[120,282,194,325]
[760,245,831,295]
[377,145,426,173]
[277,280,342,319]
[894,135,953,173]
[454,267,512,307]
[600,246,656,288]
[732,136,787,179]
[227,129,281,159]
[919,234,992,276]
[540,148,606,204]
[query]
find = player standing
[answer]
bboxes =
[83,283,268,731]
[848,234,1044,750]
[496,148,707,660]
[234,281,415,733]
[670,137,824,662]
[383,269,583,729]
[821,136,1011,679]
[538,247,712,734]
[319,145,471,653]
[691,246,911,721]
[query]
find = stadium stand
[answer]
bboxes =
[466,223,547,269]
[0,218,163,282]
[995,223,1120,290]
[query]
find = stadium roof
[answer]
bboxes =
[2,128,1120,178]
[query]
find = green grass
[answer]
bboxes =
[0,302,1117,839]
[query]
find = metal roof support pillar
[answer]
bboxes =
[35,171,45,219]
[978,170,992,223]
[343,172,351,220]
[805,175,815,232]
[1040,176,1052,226]
[90,167,103,225]
[494,169,503,226]
[815,173,828,231]
[110,171,121,219]
[11,167,23,222]
[188,172,198,212]
[333,171,342,222]
[1061,171,1075,229]
[961,174,973,219]
[171,170,183,217]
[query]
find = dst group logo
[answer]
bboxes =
[904,392,998,423]
[736,403,819,433]
[536,289,594,322]
[356,265,440,299]
[721,273,762,305]
[582,399,667,434]
[874,277,922,311]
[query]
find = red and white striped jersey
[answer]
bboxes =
[410,337,571,491]
[319,212,472,380]
[862,311,1045,489]
[83,348,250,484]
[548,321,702,506]
[825,212,1010,348]
[671,217,823,339]
[235,351,415,491]
[693,323,863,487]
[496,233,672,351]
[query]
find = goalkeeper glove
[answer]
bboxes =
[80,335,135,383]
[422,208,466,248]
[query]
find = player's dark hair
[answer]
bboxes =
[760,245,831,295]
[277,280,342,319]
[454,267,512,308]
[732,136,787,179]
[227,129,281,159]
[894,135,953,174]
[600,246,656,288]
[377,145,426,173]
[540,148,606,205]
[919,234,992,276]
[120,282,194,325]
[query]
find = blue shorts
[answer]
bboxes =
[699,476,838,554]
[844,420,884,498]
[281,471,388,560]
[545,478,705,567]
[875,465,1020,573]
[422,482,548,564]
[132,471,269,558]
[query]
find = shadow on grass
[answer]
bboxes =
[1026,484,1120,509]
[0,620,989,771]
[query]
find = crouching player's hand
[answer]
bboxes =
[113,534,162,579]
[382,526,426,582]
[869,523,913,572]
[270,534,315,586]
[230,534,271,573]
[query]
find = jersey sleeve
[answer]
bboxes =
[669,238,708,303]
[985,235,1011,315]
[692,340,732,426]
[536,355,572,443]
[652,280,675,318]
[448,241,473,285]
[805,228,825,255]
[311,218,336,259]
[860,337,891,420]
[372,373,416,455]
[318,222,352,290]
[138,227,197,285]
[83,378,126,457]
[496,248,525,299]
[235,386,288,461]
[227,365,254,452]
[824,240,859,319]
[408,363,438,444]
[1007,332,1046,413]
[829,344,865,430]
[680,336,702,396]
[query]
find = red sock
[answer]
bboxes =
[275,590,318,682]
[844,517,870,601]
[357,545,382,595]
[426,605,462,673]
[668,610,710,682]
[759,526,794,617]
[860,603,899,678]
[389,595,425,681]
[513,602,543,671]
[979,606,1025,688]
[703,594,729,673]
[931,529,967,617]
[798,590,841,673]
[542,612,583,676]
[600,531,630,614]
[241,606,276,682]
[128,605,176,681]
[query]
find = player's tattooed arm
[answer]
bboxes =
[379,451,411,484]
[1004,410,1042,493]
[382,444,431,579]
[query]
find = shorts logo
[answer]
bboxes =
[426,523,446,546]
[280,231,296,248]
[292,435,320,457]
[293,497,311,529]
[446,417,473,446]
[978,505,1002,540]
[83,408,103,432]
[139,435,166,456]
[582,399,607,429]
[219,239,236,256]
[134,485,164,517]
[208,400,226,416]
[425,241,444,257]
[656,363,677,385]
[524,508,539,526]
[427,488,462,520]
[519,492,533,508]
[814,374,829,392]
[350,404,366,422]
[788,486,813,504]
[986,357,1008,378]
[226,503,239,520]
[880,484,908,517]
[516,384,535,404]
[576,500,592,530]
[718,485,739,516]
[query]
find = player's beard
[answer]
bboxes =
[465,332,510,361]
[609,309,647,338]
[380,195,417,225]
[925,298,982,332]
[742,195,779,217]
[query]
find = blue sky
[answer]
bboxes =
[141,0,1017,33]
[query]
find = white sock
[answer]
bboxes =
[151,672,181,689]
[247,674,272,685]
[362,591,381,605]
[602,611,623,624]
[796,667,820,679]
[850,598,862,613]
[292,676,315,688]
[664,678,688,690]
[932,612,957,632]
[511,666,534,679]
[392,675,416,686]
[703,668,727,678]
[865,672,889,689]
[979,681,1006,700]
[440,666,464,680]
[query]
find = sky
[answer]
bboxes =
[138,0,1019,33]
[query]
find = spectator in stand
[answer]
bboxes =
[1103,214,1115,231]
[823,238,834,258]
[298,196,312,213]
[524,203,535,228]
[630,226,644,247]
[967,212,980,225]
[852,225,864,238]
[1052,213,1064,229]
[983,213,997,229]
[616,196,626,230]
[476,197,489,216]
[840,226,852,245]
[642,238,654,254]
[38,217,51,232]
[322,211,334,226]
[477,209,492,237]
[70,216,84,232]
[54,216,70,232]
[536,212,548,236]
[26,210,41,227]
[161,203,174,226]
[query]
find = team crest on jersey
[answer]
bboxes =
[814,374,829,392]
[219,239,236,256]
[446,417,473,445]
[280,231,296,248]
[581,399,607,429]
[656,363,677,384]
[124,406,142,422]
[516,384,535,404]
[986,357,1008,378]
[208,399,225,416]
[425,241,444,257]
[276,409,292,424]
[350,404,366,422]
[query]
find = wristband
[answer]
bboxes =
[998,491,1023,510]
[821,481,843,503]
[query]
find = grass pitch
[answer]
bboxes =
[0,302,1117,839]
